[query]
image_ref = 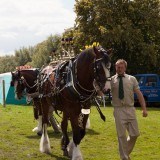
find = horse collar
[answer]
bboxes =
[64,59,96,102]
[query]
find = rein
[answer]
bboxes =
[74,59,95,93]
[22,77,38,89]
[14,70,39,96]
[60,56,107,121]
[59,54,111,103]
[59,59,96,103]
[94,58,111,83]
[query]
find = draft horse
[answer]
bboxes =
[39,46,112,159]
[10,68,61,135]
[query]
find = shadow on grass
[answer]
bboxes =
[49,153,69,160]
[26,134,41,139]
[86,128,100,135]
[26,128,99,140]
[26,131,62,139]
[135,106,160,111]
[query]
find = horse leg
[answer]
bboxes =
[86,117,90,129]
[68,114,89,160]
[61,112,69,156]
[40,123,51,153]
[48,106,61,133]
[67,139,83,160]
[39,98,51,154]
[33,103,38,120]
[32,99,42,136]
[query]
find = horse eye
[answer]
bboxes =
[10,81,14,86]
[108,63,111,68]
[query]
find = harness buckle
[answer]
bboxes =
[81,109,90,114]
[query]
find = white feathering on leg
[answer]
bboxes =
[127,135,130,141]
[32,115,42,133]
[67,139,74,158]
[86,117,90,129]
[72,144,83,160]
[40,123,51,154]
[67,140,83,160]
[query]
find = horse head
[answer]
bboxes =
[93,46,112,93]
[11,70,26,100]
[77,46,112,92]
[11,69,39,100]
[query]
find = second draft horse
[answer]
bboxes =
[11,68,61,135]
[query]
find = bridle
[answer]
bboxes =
[12,70,38,95]
[58,48,111,102]
[94,57,111,90]
[11,74,25,96]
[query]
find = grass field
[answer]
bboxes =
[0,104,160,160]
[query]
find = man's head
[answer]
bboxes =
[115,59,127,75]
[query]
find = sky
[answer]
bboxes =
[0,0,76,56]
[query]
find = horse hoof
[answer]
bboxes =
[37,131,42,136]
[54,130,62,134]
[63,150,68,157]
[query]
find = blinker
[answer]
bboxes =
[10,81,14,86]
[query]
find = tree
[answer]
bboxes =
[31,34,61,68]
[14,47,32,66]
[74,0,160,74]
[0,34,62,73]
[0,55,17,73]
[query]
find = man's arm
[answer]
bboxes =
[134,89,148,117]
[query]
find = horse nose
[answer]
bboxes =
[103,81,111,92]
[103,88,110,94]
[15,95,19,100]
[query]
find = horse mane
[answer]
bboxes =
[81,47,94,54]
[78,47,96,63]
[81,47,95,56]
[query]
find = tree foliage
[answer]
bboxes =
[74,0,160,74]
[1,0,160,75]
[30,34,61,68]
[0,56,16,73]
[14,47,33,66]
[0,34,61,73]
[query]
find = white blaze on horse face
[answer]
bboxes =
[14,81,19,99]
[102,63,111,91]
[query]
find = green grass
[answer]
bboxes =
[0,104,160,160]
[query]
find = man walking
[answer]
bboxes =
[111,59,148,160]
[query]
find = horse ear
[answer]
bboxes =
[107,48,113,57]
[10,72,14,86]
[17,70,20,77]
[10,81,14,86]
[11,71,16,77]
[93,46,100,58]
[107,48,113,55]
[93,46,98,54]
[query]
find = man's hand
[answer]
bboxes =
[142,110,148,117]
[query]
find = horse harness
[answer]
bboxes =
[53,55,111,126]
[56,56,111,102]
[12,50,111,127]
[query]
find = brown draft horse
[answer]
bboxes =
[10,69,61,135]
[38,46,112,159]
